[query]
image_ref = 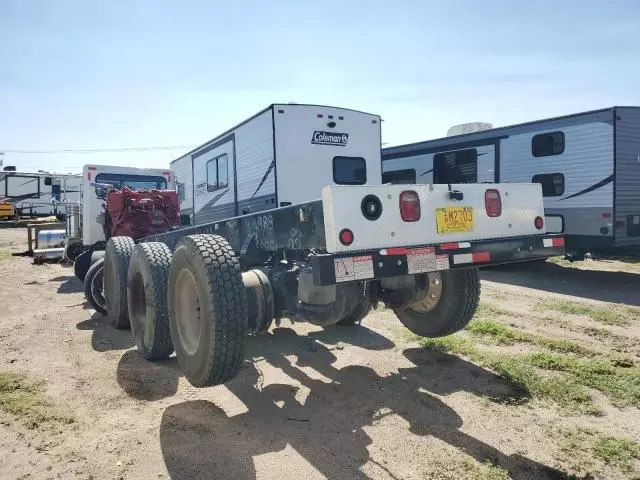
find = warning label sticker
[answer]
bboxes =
[435,254,450,270]
[334,255,374,283]
[407,247,436,274]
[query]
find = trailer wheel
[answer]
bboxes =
[127,242,174,361]
[104,236,136,330]
[84,257,106,315]
[394,269,480,338]
[168,234,247,387]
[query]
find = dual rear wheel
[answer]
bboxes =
[99,233,480,388]
[101,234,248,387]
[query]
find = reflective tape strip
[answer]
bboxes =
[440,241,471,250]
[452,252,491,264]
[543,237,565,247]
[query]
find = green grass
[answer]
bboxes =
[418,329,640,412]
[419,336,600,415]
[593,436,640,471]
[0,372,74,429]
[461,459,510,480]
[535,300,633,327]
[522,352,640,408]
[466,320,595,356]
[474,301,513,319]
[557,428,640,473]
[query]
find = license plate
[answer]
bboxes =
[436,207,474,234]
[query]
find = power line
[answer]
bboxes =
[0,145,196,154]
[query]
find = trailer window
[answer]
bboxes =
[433,149,477,183]
[94,173,167,194]
[532,173,565,197]
[207,154,229,191]
[5,175,40,199]
[532,132,565,157]
[333,156,367,185]
[382,169,416,185]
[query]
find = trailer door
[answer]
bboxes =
[191,136,237,225]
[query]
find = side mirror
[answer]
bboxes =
[95,184,109,199]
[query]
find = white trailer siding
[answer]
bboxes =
[234,110,276,215]
[382,107,633,253]
[500,119,614,241]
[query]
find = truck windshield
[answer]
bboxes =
[94,173,167,193]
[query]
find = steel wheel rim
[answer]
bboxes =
[174,268,202,356]
[409,272,443,313]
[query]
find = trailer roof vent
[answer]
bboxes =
[446,122,493,137]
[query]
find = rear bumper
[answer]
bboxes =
[309,235,565,286]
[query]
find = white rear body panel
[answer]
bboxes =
[322,183,545,253]
[81,164,173,245]
[273,105,381,205]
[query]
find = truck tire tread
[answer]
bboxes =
[104,236,135,329]
[128,242,174,360]
[394,268,480,338]
[168,234,247,387]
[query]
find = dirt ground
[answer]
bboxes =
[0,227,639,480]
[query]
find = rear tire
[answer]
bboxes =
[168,234,247,387]
[394,269,480,338]
[127,242,174,361]
[74,249,93,281]
[336,294,372,326]
[104,236,135,329]
[84,257,106,315]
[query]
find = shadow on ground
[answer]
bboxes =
[56,276,83,294]
[158,327,578,480]
[481,261,640,306]
[116,350,181,401]
[76,312,134,352]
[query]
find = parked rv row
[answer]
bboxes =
[13,103,639,266]
[0,168,81,219]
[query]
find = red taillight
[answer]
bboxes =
[535,216,544,230]
[484,189,502,217]
[339,228,354,246]
[399,190,421,222]
[87,172,91,181]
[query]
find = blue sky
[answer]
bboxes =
[1,1,639,173]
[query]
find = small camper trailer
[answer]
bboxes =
[171,104,382,226]
[0,169,82,217]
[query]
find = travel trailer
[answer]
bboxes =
[0,168,82,217]
[171,103,382,225]
[382,107,640,256]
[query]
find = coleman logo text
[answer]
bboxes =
[311,131,349,146]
